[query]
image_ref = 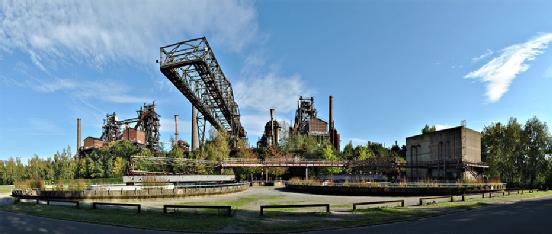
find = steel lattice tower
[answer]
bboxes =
[159,37,246,147]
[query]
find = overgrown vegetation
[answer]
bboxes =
[3,116,550,188]
[481,117,552,188]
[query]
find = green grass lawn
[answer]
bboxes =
[1,190,551,233]
[175,194,284,208]
[0,185,14,194]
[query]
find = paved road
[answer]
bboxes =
[0,210,178,234]
[1,196,551,233]
[311,197,552,234]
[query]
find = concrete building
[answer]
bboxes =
[406,126,487,181]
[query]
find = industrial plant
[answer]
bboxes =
[71,36,488,184]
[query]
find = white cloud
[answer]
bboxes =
[471,49,493,63]
[235,53,312,114]
[234,52,312,139]
[239,114,290,138]
[435,124,453,131]
[465,33,552,102]
[236,74,308,113]
[27,118,64,136]
[32,78,151,104]
[159,117,191,135]
[240,114,269,137]
[0,0,258,67]
[346,137,369,146]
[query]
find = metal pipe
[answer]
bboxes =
[174,114,179,143]
[329,96,334,130]
[192,106,199,150]
[270,108,275,146]
[77,118,81,155]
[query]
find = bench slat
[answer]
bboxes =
[163,205,232,216]
[353,200,404,210]
[92,202,141,213]
[260,204,330,215]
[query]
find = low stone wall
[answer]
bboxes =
[12,183,248,199]
[285,183,506,196]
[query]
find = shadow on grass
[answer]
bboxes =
[0,199,505,233]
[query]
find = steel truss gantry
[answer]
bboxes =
[159,37,245,146]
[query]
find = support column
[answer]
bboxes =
[191,106,199,150]
[76,118,81,158]
[305,167,309,181]
[174,114,179,143]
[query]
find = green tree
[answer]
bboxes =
[112,157,126,176]
[522,117,550,186]
[342,141,354,160]
[354,145,374,160]
[421,124,436,134]
[320,143,342,175]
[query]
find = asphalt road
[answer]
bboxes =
[310,197,552,234]
[1,196,551,234]
[0,210,178,234]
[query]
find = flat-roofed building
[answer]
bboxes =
[406,126,487,181]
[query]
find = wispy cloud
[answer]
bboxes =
[348,137,369,146]
[435,124,453,131]
[234,53,312,138]
[471,49,493,63]
[159,117,191,135]
[465,33,552,102]
[27,118,65,136]
[235,53,312,113]
[0,0,258,68]
[236,74,308,113]
[31,78,151,104]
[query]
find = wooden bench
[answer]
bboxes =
[15,198,39,204]
[42,199,79,208]
[163,205,232,216]
[419,196,454,206]
[352,200,405,211]
[260,204,330,216]
[92,202,141,213]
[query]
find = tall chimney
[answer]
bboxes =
[329,96,334,130]
[270,109,275,146]
[192,106,199,150]
[174,114,179,143]
[77,118,81,154]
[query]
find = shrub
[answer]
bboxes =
[14,177,45,190]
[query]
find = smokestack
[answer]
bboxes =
[174,114,179,143]
[270,109,275,146]
[192,106,199,150]
[329,96,334,130]
[77,118,81,154]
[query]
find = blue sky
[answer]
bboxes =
[1,0,552,160]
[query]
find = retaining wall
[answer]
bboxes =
[12,183,248,199]
[285,183,506,196]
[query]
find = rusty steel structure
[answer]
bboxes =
[99,103,161,151]
[257,108,281,148]
[159,37,246,147]
[290,96,340,150]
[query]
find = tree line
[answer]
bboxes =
[0,129,407,185]
[3,116,549,187]
[482,117,552,187]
